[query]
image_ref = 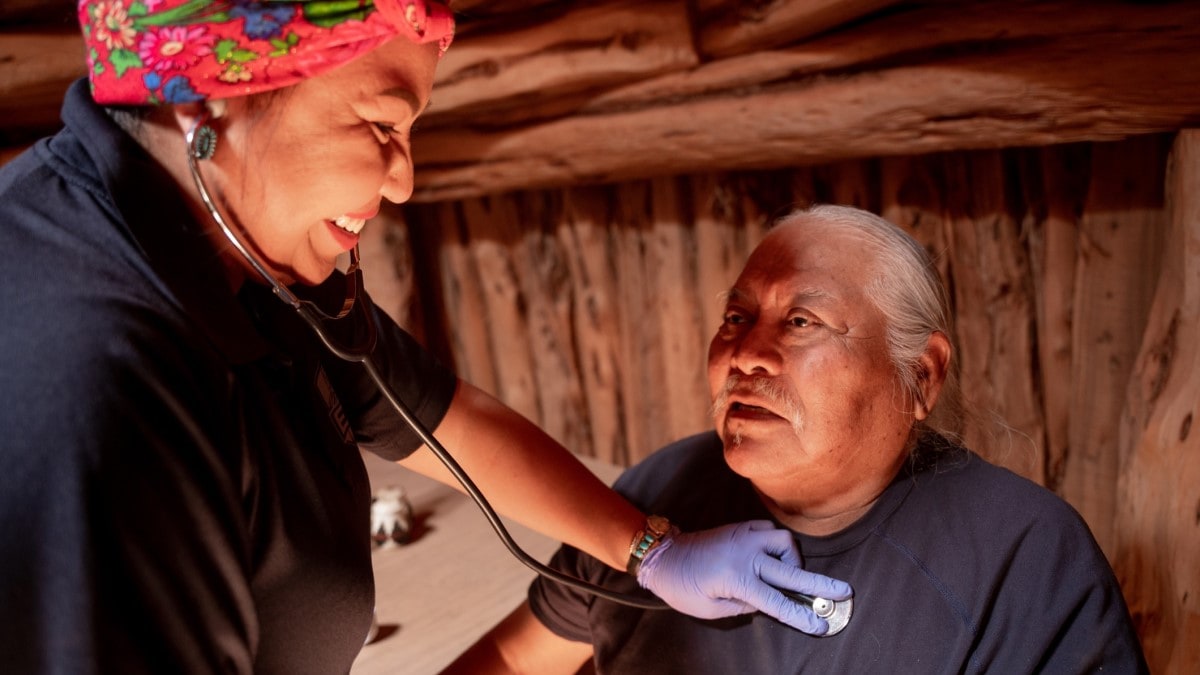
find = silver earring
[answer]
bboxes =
[191,123,217,161]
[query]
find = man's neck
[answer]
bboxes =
[755,484,889,536]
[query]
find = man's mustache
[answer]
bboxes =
[711,373,805,440]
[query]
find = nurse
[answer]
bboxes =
[0,1,848,671]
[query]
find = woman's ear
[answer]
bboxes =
[170,100,229,161]
[169,99,227,135]
[913,331,951,421]
[169,101,208,136]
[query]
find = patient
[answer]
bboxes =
[442,205,1147,674]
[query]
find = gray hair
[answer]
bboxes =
[776,204,962,435]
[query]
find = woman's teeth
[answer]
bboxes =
[332,215,367,234]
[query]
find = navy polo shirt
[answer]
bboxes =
[0,79,457,673]
[531,432,1148,673]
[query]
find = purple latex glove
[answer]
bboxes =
[637,520,853,634]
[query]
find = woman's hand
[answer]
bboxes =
[637,520,852,634]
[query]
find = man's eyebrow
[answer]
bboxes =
[381,87,427,115]
[787,289,834,305]
[721,288,747,305]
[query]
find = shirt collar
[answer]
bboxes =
[58,78,274,365]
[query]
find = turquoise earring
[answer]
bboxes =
[191,124,217,161]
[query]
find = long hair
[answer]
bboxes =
[777,205,964,438]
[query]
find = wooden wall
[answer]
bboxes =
[364,132,1198,672]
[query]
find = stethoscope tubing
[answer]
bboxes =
[185,114,666,610]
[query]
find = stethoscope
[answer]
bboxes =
[184,113,853,633]
[184,113,667,611]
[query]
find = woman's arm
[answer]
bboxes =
[401,378,852,634]
[400,380,642,571]
[438,604,592,675]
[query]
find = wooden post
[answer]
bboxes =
[1062,137,1167,558]
[1112,130,1200,673]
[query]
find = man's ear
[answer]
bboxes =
[913,331,951,421]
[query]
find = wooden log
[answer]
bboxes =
[451,0,1200,130]
[0,0,75,23]
[434,201,498,395]
[1111,129,1200,674]
[611,181,669,461]
[427,0,696,123]
[0,32,85,141]
[690,173,754,343]
[360,206,427,343]
[458,195,542,421]
[411,14,1200,201]
[1061,136,1168,558]
[508,192,593,453]
[695,0,903,58]
[561,186,627,463]
[1023,145,1088,492]
[940,151,1045,482]
[448,0,562,23]
[649,176,711,443]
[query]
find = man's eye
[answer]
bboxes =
[723,312,746,325]
[789,316,811,328]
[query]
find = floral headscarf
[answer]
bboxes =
[79,0,455,105]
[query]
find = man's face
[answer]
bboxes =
[706,220,916,506]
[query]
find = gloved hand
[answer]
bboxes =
[637,520,852,634]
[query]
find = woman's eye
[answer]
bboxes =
[723,312,746,326]
[372,122,397,143]
[789,316,812,328]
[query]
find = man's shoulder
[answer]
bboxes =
[910,437,1094,538]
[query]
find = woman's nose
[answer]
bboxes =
[379,150,414,204]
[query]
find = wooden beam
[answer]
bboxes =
[696,0,903,58]
[428,0,696,123]
[575,0,1196,115]
[0,31,86,142]
[411,26,1200,201]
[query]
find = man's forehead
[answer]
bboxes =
[724,285,835,306]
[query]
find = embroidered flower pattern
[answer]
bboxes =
[79,0,454,105]
[138,25,216,72]
[218,62,254,84]
[230,4,296,40]
[93,1,136,51]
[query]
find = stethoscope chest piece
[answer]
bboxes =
[811,595,853,636]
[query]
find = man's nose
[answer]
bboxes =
[729,321,782,376]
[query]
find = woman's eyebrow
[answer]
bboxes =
[381,86,426,115]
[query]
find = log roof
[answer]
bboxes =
[3,0,1198,199]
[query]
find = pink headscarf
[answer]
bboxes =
[79,0,455,105]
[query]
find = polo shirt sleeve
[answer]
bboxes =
[528,544,601,643]
[319,296,458,461]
